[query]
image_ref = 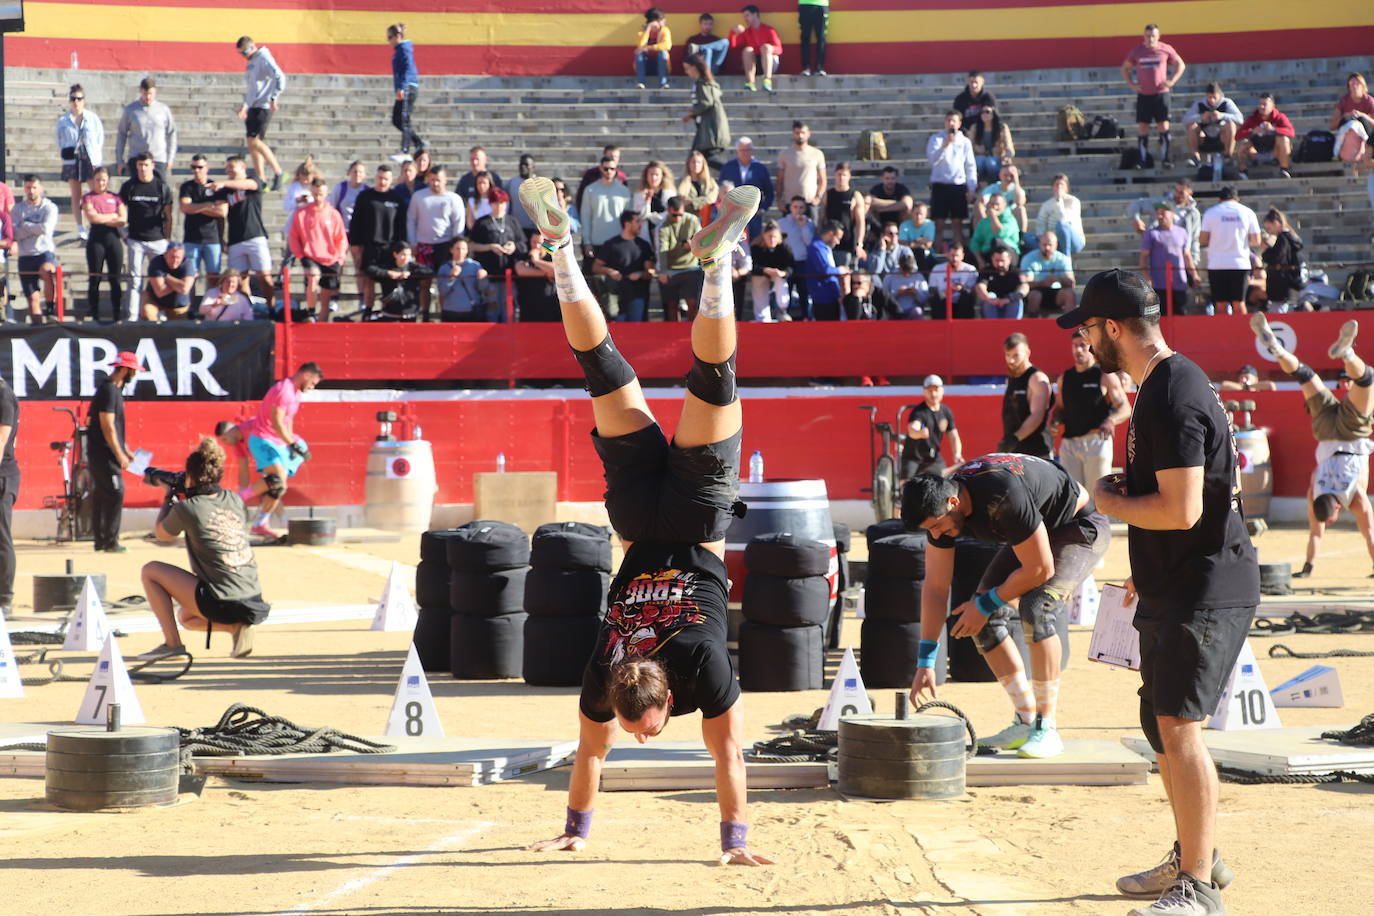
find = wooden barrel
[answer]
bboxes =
[45,726,181,810]
[1235,427,1272,520]
[33,574,106,614]
[364,440,438,532]
[723,479,836,602]
[837,715,967,800]
[287,517,337,546]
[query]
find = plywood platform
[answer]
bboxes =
[1122,725,1374,777]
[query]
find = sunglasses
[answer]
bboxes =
[191,163,208,169]
[69,95,84,101]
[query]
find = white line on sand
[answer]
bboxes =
[281,821,492,913]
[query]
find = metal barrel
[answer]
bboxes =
[724,479,837,602]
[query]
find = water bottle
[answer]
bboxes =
[70,52,79,71]
[1211,154,1222,183]
[413,424,423,440]
[748,450,764,483]
[496,451,506,473]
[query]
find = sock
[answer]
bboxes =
[550,240,593,304]
[997,672,1036,724]
[1138,135,1149,161]
[1032,679,1060,723]
[253,512,270,529]
[698,256,734,319]
[1158,132,1171,162]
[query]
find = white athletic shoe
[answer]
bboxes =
[230,624,255,659]
[1128,874,1228,915]
[689,184,761,265]
[1118,843,1235,897]
[1016,716,1064,758]
[1328,319,1358,360]
[517,177,572,250]
[978,715,1033,750]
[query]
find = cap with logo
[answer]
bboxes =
[1056,269,1160,329]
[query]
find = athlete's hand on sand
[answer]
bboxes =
[910,666,938,706]
[527,834,586,852]
[948,599,988,638]
[718,847,775,866]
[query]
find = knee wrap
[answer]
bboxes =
[263,473,285,499]
[1357,367,1373,388]
[686,350,738,407]
[572,335,636,398]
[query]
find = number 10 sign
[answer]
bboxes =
[1209,639,1282,732]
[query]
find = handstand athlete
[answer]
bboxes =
[520,177,773,866]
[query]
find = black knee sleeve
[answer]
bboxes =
[572,335,636,397]
[1292,363,1316,384]
[263,473,285,499]
[1357,367,1373,388]
[686,350,738,406]
[973,619,1011,655]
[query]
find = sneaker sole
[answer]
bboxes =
[1329,319,1358,360]
[231,625,255,659]
[690,185,761,263]
[516,177,570,244]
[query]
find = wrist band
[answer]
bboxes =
[917,639,939,668]
[974,588,1006,617]
[565,807,593,839]
[721,820,748,852]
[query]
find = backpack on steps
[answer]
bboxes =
[857,130,888,160]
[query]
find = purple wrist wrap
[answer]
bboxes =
[565,807,592,839]
[720,820,748,851]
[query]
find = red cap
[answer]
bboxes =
[111,351,142,372]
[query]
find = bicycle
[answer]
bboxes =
[859,403,920,523]
[43,407,93,542]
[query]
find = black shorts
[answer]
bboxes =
[1136,606,1255,750]
[929,182,968,221]
[1248,133,1277,152]
[900,457,944,480]
[593,423,742,544]
[195,580,271,626]
[1209,268,1248,303]
[1135,92,1170,125]
[300,257,341,290]
[245,107,272,139]
[1154,287,1190,316]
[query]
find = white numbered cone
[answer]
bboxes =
[371,561,419,632]
[62,577,110,651]
[1271,665,1344,708]
[0,614,24,698]
[75,635,146,725]
[384,645,445,738]
[1209,639,1281,731]
[1068,574,1099,626]
[817,646,873,731]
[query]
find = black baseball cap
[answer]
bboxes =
[1056,269,1160,329]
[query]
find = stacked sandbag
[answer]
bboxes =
[827,522,851,650]
[523,522,613,686]
[412,528,464,672]
[861,532,943,688]
[447,520,530,679]
[738,533,829,691]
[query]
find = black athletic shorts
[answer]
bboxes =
[929,182,969,221]
[900,458,944,481]
[245,107,272,139]
[300,257,341,290]
[195,580,271,626]
[1208,268,1248,303]
[1135,606,1254,750]
[1135,92,1170,125]
[593,423,743,544]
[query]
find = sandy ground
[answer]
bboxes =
[2,522,1373,916]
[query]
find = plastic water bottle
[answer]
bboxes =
[496,451,506,473]
[748,450,764,483]
[1211,154,1222,183]
[70,52,79,71]
[413,424,423,440]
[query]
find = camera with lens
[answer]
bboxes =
[144,466,188,497]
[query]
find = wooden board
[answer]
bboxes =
[1121,725,1374,776]
[473,471,557,534]
[9,603,379,637]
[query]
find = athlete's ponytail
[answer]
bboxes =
[607,657,669,721]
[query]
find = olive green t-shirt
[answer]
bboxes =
[163,490,264,602]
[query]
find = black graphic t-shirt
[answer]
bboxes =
[580,542,738,723]
[901,402,955,466]
[1125,354,1259,618]
[930,453,1082,549]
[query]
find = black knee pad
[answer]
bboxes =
[1357,367,1373,388]
[572,335,636,398]
[973,619,1011,655]
[1292,363,1316,384]
[686,350,738,407]
[1140,700,1164,754]
[263,473,285,499]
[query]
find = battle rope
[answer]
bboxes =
[1269,643,1374,660]
[1250,611,1374,637]
[1322,714,1374,747]
[1213,714,1374,783]
[749,701,988,763]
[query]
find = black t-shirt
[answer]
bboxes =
[824,188,863,252]
[930,453,1080,549]
[179,179,222,245]
[118,177,171,242]
[1061,366,1109,439]
[979,267,1021,298]
[954,88,997,123]
[1125,354,1260,617]
[226,185,266,245]
[468,214,528,275]
[456,170,503,203]
[868,182,912,225]
[145,254,191,309]
[0,377,18,481]
[595,235,656,299]
[348,187,406,248]
[901,402,955,466]
[86,379,125,461]
[579,542,738,723]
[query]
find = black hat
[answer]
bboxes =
[1056,269,1160,329]
[1239,364,1258,376]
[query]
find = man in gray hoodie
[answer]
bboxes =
[13,175,59,323]
[115,77,178,182]
[1183,82,1244,166]
[235,36,286,190]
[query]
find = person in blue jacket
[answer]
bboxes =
[805,220,847,320]
[387,23,423,156]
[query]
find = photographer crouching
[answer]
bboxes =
[136,437,271,662]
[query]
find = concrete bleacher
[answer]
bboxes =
[6,54,1372,309]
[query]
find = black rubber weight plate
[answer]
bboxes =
[413,606,455,672]
[744,533,832,577]
[859,618,922,687]
[530,528,613,572]
[737,621,823,691]
[861,575,922,623]
[523,615,602,687]
[445,521,530,572]
[868,534,927,580]
[523,566,609,617]
[449,568,528,617]
[415,560,451,609]
[450,611,526,679]
[741,572,831,626]
[1259,562,1291,584]
[833,522,852,555]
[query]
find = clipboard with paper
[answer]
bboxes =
[1087,584,1141,670]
